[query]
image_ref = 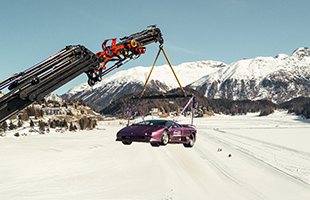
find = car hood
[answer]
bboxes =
[118,125,165,135]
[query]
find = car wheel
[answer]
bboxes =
[161,130,169,145]
[150,142,160,147]
[183,133,195,148]
[122,141,132,145]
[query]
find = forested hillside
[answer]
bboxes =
[100,88,280,118]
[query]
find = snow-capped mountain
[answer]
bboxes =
[62,61,226,111]
[62,47,310,110]
[188,47,310,103]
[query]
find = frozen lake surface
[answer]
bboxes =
[1,111,310,199]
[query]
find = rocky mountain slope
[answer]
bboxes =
[62,47,310,110]
[189,47,310,103]
[61,61,226,111]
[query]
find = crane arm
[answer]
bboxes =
[0,26,163,123]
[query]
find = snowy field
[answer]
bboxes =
[1,111,310,200]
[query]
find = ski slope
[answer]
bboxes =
[1,111,310,199]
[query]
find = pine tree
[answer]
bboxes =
[34,109,40,119]
[39,120,45,132]
[18,119,23,128]
[69,122,74,131]
[93,119,97,128]
[79,117,89,130]
[30,120,34,128]
[259,106,274,116]
[87,118,92,129]
[0,121,8,132]
[9,121,17,130]
[50,120,56,128]
[79,118,85,130]
[55,119,60,127]
[63,119,68,129]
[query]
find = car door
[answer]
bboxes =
[167,121,183,142]
[181,125,191,141]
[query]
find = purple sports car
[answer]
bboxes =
[116,119,196,147]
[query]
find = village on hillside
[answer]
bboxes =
[0,94,103,136]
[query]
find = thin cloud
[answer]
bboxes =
[165,44,206,56]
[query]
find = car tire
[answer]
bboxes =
[150,142,160,147]
[183,133,195,148]
[160,130,169,145]
[122,141,132,145]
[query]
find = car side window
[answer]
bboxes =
[167,121,180,127]
[175,123,180,128]
[166,121,173,127]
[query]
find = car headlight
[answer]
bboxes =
[117,132,121,138]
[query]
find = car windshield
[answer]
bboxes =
[135,120,167,126]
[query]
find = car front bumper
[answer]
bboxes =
[116,134,162,143]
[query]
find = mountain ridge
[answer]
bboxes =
[61,60,226,111]
[62,47,310,110]
[188,47,310,103]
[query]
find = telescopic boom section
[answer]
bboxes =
[0,26,164,123]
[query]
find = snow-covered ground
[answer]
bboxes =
[1,111,310,199]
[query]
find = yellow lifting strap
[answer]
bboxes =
[140,46,185,97]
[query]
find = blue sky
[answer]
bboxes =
[1,0,310,95]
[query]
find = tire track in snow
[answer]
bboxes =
[193,138,268,200]
[204,128,310,186]
[164,146,210,195]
